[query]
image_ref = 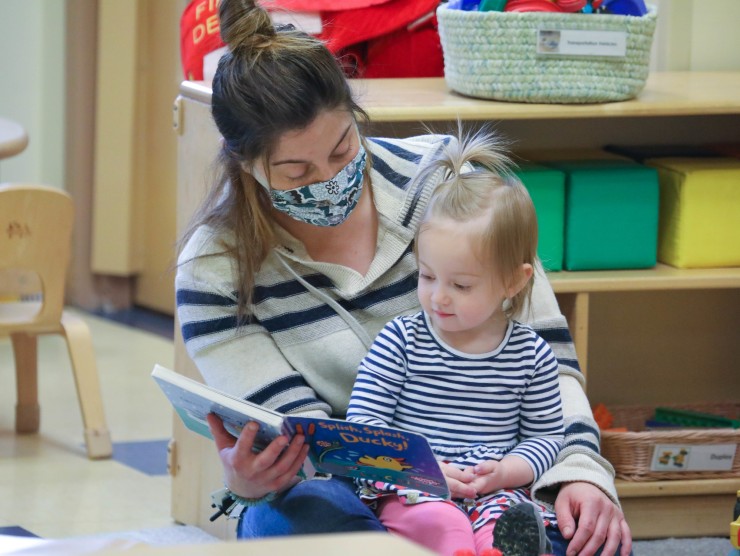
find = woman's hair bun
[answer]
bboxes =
[218,0,276,52]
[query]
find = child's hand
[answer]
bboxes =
[469,456,534,495]
[468,460,507,495]
[439,462,477,499]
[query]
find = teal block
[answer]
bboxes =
[546,160,659,271]
[515,164,565,272]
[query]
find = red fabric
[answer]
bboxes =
[261,0,392,10]
[317,0,440,54]
[179,0,443,80]
[362,18,443,78]
[180,0,225,80]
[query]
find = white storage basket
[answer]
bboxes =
[436,4,657,104]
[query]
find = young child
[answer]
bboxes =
[346,128,564,556]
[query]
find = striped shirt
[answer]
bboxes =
[348,312,564,480]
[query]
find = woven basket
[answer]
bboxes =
[436,4,657,104]
[600,402,740,481]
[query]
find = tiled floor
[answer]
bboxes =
[0,308,176,538]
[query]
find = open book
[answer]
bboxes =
[152,365,449,498]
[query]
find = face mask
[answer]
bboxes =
[253,145,367,227]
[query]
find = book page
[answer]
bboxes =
[285,416,449,498]
[152,365,284,450]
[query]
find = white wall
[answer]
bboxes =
[685,0,740,70]
[0,1,65,188]
[651,0,740,71]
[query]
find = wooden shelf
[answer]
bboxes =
[179,71,740,122]
[348,72,740,122]
[616,478,740,538]
[179,72,740,299]
[617,477,740,498]
[548,264,740,293]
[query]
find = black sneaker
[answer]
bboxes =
[492,502,553,556]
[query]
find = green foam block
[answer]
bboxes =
[515,164,566,272]
[545,159,659,271]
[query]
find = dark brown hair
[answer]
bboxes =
[179,0,368,322]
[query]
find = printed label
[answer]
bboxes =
[650,444,737,472]
[537,29,627,58]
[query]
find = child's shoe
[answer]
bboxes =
[491,502,553,556]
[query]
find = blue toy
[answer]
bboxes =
[597,0,648,16]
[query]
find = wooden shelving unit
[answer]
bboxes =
[175,72,740,539]
[547,265,740,374]
[617,478,740,538]
[343,72,740,539]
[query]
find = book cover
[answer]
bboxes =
[152,365,449,498]
[284,416,449,498]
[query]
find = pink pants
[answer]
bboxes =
[377,496,496,556]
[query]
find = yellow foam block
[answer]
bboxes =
[646,158,740,268]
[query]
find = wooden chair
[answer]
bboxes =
[0,183,112,458]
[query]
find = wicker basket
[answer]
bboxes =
[600,402,740,481]
[436,4,657,104]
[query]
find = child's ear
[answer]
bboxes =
[507,263,534,298]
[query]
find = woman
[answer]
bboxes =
[176,1,631,554]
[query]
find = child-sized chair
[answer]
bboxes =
[0,183,112,459]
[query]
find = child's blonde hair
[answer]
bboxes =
[416,127,538,319]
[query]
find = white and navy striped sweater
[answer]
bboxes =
[176,134,619,508]
[348,313,564,481]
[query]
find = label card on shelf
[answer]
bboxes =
[650,443,737,472]
[537,29,627,58]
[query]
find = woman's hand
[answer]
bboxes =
[207,414,309,499]
[554,482,632,556]
[439,462,477,499]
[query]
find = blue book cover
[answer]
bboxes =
[152,365,449,499]
[284,416,449,498]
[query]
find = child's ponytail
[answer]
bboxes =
[417,125,538,320]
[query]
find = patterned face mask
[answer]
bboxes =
[254,145,367,227]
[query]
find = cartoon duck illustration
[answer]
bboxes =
[658,451,672,466]
[357,455,413,471]
[672,449,689,468]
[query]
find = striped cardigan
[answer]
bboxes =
[175,134,619,508]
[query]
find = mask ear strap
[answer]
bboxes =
[274,253,374,350]
[250,164,271,190]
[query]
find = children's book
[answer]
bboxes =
[151,365,449,498]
